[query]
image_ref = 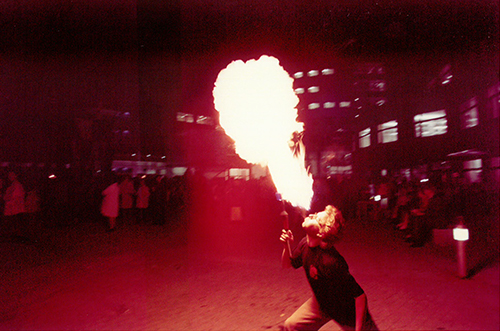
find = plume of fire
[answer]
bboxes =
[213,55,313,210]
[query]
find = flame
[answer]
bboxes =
[213,55,313,209]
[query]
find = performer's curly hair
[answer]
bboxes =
[317,205,345,244]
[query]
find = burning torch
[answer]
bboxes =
[276,193,292,257]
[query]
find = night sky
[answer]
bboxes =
[0,0,498,162]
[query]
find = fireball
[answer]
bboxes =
[213,55,313,209]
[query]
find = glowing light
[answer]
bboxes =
[213,55,313,208]
[453,227,469,241]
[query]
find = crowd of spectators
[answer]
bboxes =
[0,167,285,241]
[358,172,498,248]
[0,166,497,251]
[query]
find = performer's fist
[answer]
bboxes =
[280,229,294,243]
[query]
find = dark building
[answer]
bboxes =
[352,51,499,186]
[289,48,498,189]
[291,61,357,179]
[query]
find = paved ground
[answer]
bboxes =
[0,212,498,331]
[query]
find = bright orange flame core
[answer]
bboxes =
[213,55,313,209]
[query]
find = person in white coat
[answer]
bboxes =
[136,178,150,223]
[101,174,120,232]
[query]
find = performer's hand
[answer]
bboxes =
[280,229,294,243]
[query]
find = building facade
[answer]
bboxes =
[291,50,499,189]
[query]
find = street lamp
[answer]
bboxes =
[453,216,469,278]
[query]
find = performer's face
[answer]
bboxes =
[303,211,328,229]
[303,211,332,247]
[302,214,319,233]
[302,213,324,247]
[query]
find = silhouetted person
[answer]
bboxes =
[150,175,168,225]
[136,178,150,223]
[119,175,136,224]
[3,171,27,241]
[407,183,435,247]
[24,182,41,241]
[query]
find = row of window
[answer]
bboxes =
[307,101,352,110]
[295,86,319,94]
[176,112,214,125]
[358,82,499,149]
[359,105,485,148]
[306,98,388,111]
[296,64,385,78]
[293,68,334,79]
[296,80,387,95]
[359,109,450,148]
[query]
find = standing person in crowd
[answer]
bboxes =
[393,179,411,231]
[136,178,150,223]
[3,171,26,241]
[119,175,136,224]
[406,182,435,247]
[150,175,168,225]
[24,182,41,240]
[101,173,120,232]
[280,205,377,331]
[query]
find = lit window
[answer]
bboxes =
[463,159,482,184]
[307,86,319,93]
[414,109,448,137]
[359,127,371,148]
[368,97,385,106]
[196,115,213,125]
[491,157,500,184]
[229,168,250,180]
[293,72,304,79]
[308,103,320,110]
[307,70,319,77]
[487,83,499,119]
[460,97,479,129]
[377,120,398,144]
[440,64,453,85]
[322,68,334,75]
[340,101,351,108]
[294,88,305,94]
[176,112,194,123]
[324,102,335,109]
[441,76,452,85]
[369,80,386,92]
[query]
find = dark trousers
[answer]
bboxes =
[409,215,431,246]
[283,296,378,331]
